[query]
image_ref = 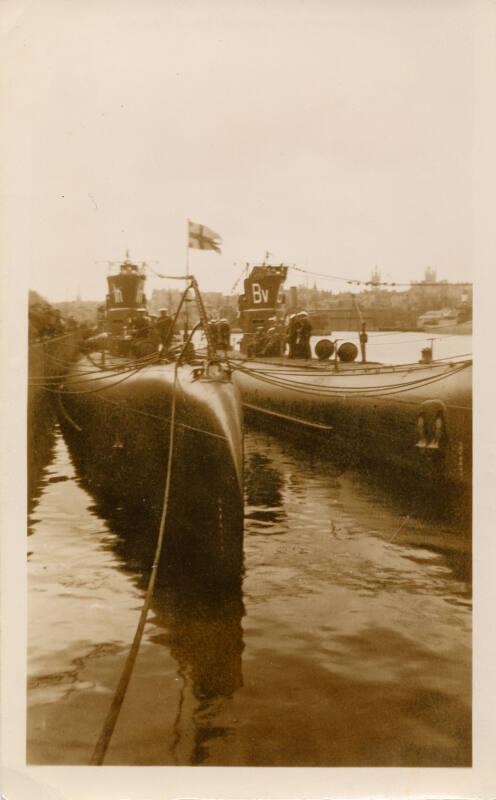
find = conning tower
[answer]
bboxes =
[238,263,288,353]
[105,253,147,333]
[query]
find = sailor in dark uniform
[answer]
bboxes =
[287,313,299,358]
[134,310,149,335]
[207,318,219,349]
[217,318,231,351]
[296,311,312,359]
[274,318,286,356]
[253,326,267,357]
[156,308,173,349]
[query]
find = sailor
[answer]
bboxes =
[253,326,267,357]
[132,309,149,338]
[273,318,286,356]
[268,317,286,356]
[287,313,299,358]
[261,326,281,357]
[156,308,174,348]
[207,318,219,349]
[296,311,312,359]
[217,318,231,351]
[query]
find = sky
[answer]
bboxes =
[3,0,476,301]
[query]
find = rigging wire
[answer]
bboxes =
[40,366,147,396]
[229,357,469,388]
[146,264,192,281]
[29,352,163,387]
[109,255,473,289]
[30,360,155,387]
[40,347,160,373]
[227,359,470,400]
[287,264,473,288]
[29,331,78,348]
[233,363,469,398]
[230,263,249,294]
[231,352,472,375]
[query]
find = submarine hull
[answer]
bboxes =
[230,357,472,493]
[59,357,244,588]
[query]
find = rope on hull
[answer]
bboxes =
[230,359,471,401]
[243,402,333,431]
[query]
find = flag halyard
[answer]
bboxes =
[188,220,222,253]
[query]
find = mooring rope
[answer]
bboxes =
[57,393,83,431]
[387,514,411,544]
[39,347,160,376]
[40,367,145,396]
[29,331,78,348]
[89,318,204,765]
[30,360,153,387]
[89,360,179,765]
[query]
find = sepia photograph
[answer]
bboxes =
[2,0,495,797]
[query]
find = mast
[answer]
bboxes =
[351,294,367,363]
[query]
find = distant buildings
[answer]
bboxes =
[286,268,472,331]
[54,299,100,325]
[49,267,472,333]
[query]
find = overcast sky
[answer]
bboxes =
[5,0,475,301]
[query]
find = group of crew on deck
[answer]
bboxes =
[104,308,175,348]
[131,313,230,353]
[155,310,312,358]
[249,311,313,358]
[103,308,233,356]
[91,306,314,360]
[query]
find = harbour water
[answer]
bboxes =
[27,333,472,766]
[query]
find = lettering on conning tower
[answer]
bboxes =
[251,283,268,304]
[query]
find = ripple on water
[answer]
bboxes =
[27,422,471,766]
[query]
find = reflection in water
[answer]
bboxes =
[28,332,81,519]
[245,452,284,508]
[149,586,244,765]
[27,418,471,766]
[28,394,57,526]
[59,408,244,591]
[150,588,244,700]
[42,422,245,765]
[67,459,246,764]
[245,451,286,528]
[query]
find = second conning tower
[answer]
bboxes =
[238,263,288,353]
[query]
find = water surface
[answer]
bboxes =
[27,422,471,766]
[27,333,471,766]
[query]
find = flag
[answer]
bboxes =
[188,220,222,253]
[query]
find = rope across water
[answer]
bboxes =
[89,361,179,765]
[89,320,202,765]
